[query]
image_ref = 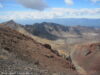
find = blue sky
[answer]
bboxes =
[47,0,100,8]
[0,0,100,11]
[0,0,100,23]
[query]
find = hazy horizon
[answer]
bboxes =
[0,0,100,26]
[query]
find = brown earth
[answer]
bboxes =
[0,24,78,75]
[71,43,100,75]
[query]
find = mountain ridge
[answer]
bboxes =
[1,20,100,58]
[0,24,78,75]
[10,18,100,27]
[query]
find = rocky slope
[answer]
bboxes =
[0,24,78,75]
[0,20,100,75]
[3,20,100,43]
[24,22,100,42]
[2,20,32,36]
[2,20,100,59]
[71,43,100,75]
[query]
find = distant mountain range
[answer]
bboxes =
[2,20,100,41]
[24,22,100,40]
[14,18,100,27]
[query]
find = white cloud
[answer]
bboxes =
[0,8,100,21]
[91,0,100,3]
[64,0,74,5]
[0,0,48,10]
[16,0,48,10]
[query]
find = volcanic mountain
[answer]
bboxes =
[2,20,100,59]
[2,20,31,36]
[0,20,100,75]
[3,20,100,41]
[24,22,100,43]
[0,24,78,75]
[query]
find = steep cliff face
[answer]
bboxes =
[0,24,78,75]
[71,43,100,75]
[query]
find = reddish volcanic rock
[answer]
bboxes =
[0,24,79,75]
[71,43,100,75]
